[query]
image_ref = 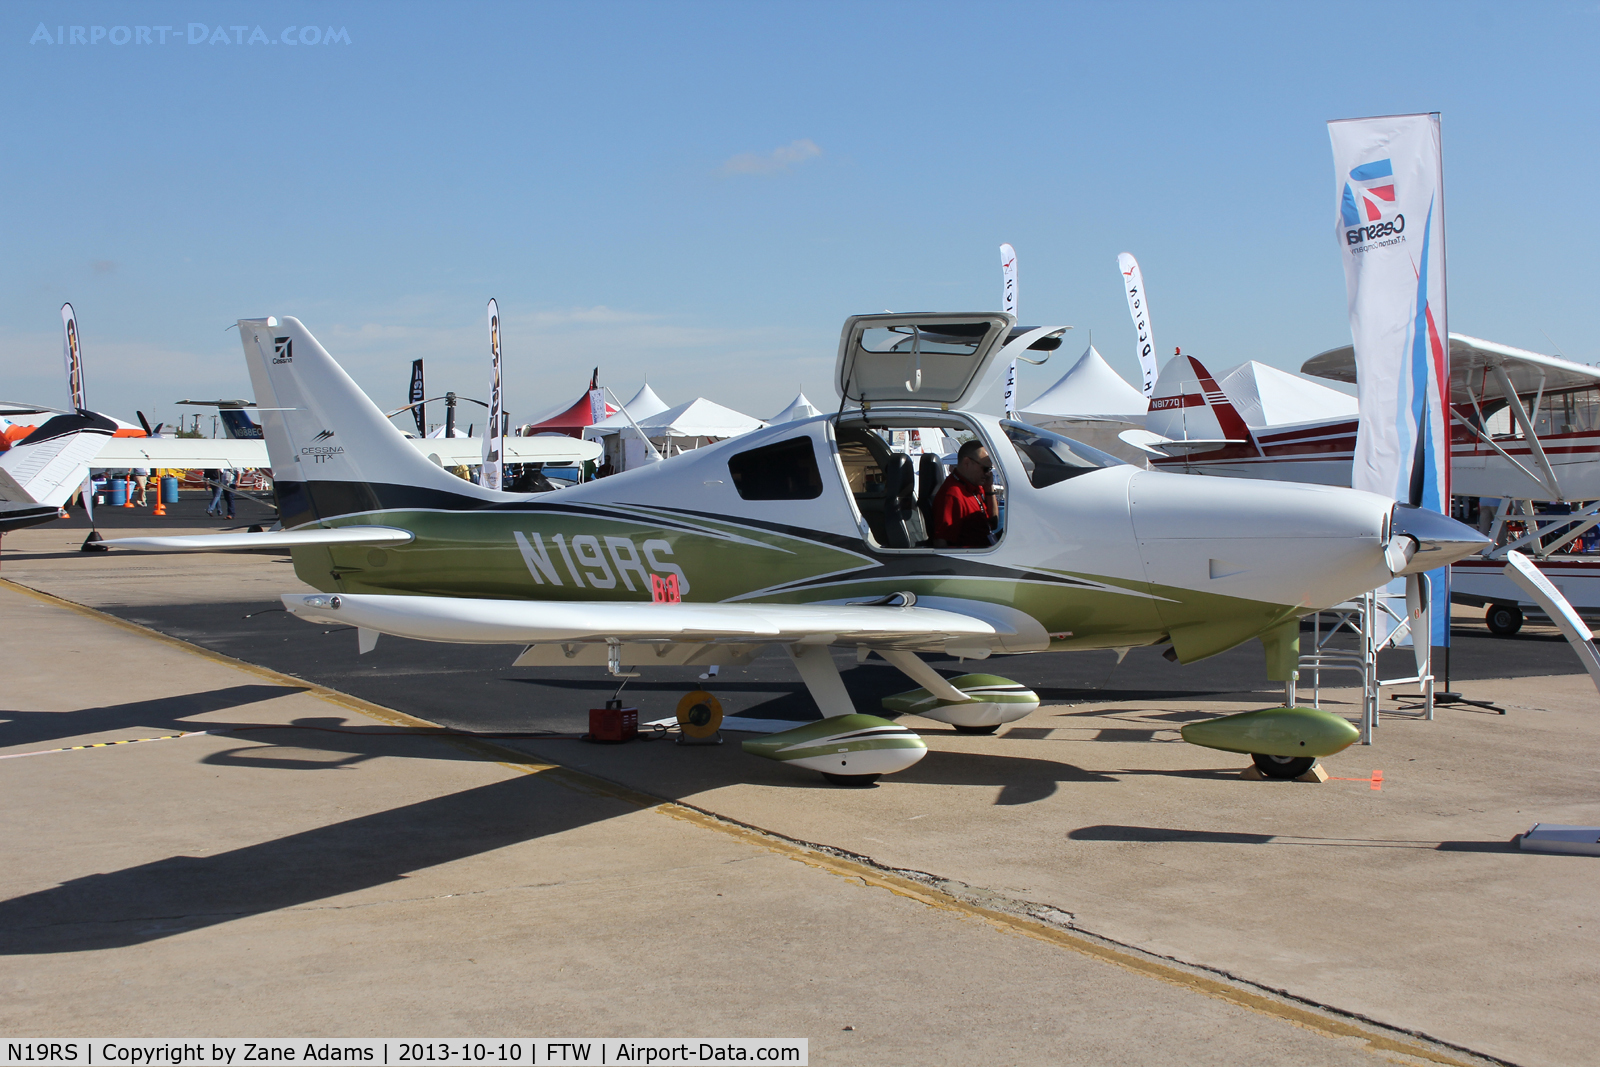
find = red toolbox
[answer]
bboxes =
[587,700,638,743]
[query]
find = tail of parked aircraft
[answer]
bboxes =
[237,316,506,528]
[0,409,117,510]
[1144,352,1255,452]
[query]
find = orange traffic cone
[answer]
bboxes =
[122,480,135,507]
[152,494,166,517]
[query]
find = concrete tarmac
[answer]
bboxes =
[2,511,1594,1065]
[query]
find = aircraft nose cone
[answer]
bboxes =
[1388,504,1490,575]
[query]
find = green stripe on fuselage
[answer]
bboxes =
[295,508,1300,660]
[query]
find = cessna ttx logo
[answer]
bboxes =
[272,336,293,364]
[311,429,336,442]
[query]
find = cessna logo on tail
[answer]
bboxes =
[311,429,335,442]
[299,445,344,463]
[272,337,293,364]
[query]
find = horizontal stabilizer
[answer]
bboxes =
[282,592,998,650]
[93,437,269,468]
[104,526,415,552]
[1117,429,1241,457]
[412,435,600,467]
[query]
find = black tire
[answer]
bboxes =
[1485,603,1524,636]
[1252,753,1317,780]
[951,723,1001,735]
[822,772,881,787]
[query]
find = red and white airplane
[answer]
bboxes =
[1115,336,1600,633]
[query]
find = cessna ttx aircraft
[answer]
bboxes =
[109,313,1486,784]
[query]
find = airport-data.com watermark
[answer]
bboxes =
[28,23,350,47]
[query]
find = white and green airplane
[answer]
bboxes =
[110,313,1487,784]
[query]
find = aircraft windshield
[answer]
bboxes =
[1001,421,1123,489]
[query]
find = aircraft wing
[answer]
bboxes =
[105,527,415,552]
[282,592,999,654]
[93,436,599,470]
[92,437,269,468]
[411,436,601,466]
[1303,334,1600,403]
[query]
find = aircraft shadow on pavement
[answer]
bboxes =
[0,771,605,956]
[1069,824,1517,852]
[0,684,307,751]
[890,749,1118,805]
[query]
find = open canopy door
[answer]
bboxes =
[835,313,1064,409]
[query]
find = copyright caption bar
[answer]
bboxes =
[2,1039,808,1066]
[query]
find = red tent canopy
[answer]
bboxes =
[520,370,617,438]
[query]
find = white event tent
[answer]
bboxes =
[767,391,822,423]
[584,383,672,471]
[637,398,765,455]
[1216,361,1359,429]
[585,391,765,470]
[1016,345,1151,465]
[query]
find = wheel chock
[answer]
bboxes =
[1241,762,1328,782]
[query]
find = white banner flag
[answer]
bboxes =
[1328,113,1448,511]
[999,243,1017,316]
[588,367,606,424]
[481,299,503,490]
[61,303,86,410]
[1116,254,1157,398]
[1000,243,1018,415]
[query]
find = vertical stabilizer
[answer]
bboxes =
[1145,354,1253,449]
[237,317,504,528]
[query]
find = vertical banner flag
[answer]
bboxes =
[408,359,426,436]
[61,303,86,410]
[588,368,606,424]
[1329,112,1449,645]
[482,299,503,490]
[1000,243,1018,416]
[1116,254,1157,398]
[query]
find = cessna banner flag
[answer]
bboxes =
[1001,243,1018,416]
[61,303,86,409]
[1116,254,1158,398]
[1329,112,1450,645]
[482,299,503,491]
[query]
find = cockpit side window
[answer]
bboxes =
[727,436,824,500]
[1002,420,1123,489]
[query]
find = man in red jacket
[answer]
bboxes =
[930,440,998,548]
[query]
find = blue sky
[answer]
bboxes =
[4,1,1598,431]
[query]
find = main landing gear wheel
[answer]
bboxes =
[1486,603,1524,636]
[951,723,1001,735]
[1252,753,1317,780]
[822,772,882,787]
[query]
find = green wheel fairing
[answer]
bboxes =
[1180,706,1360,759]
[741,714,927,777]
[881,674,1040,716]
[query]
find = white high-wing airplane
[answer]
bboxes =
[1121,339,1600,631]
[106,313,1486,783]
